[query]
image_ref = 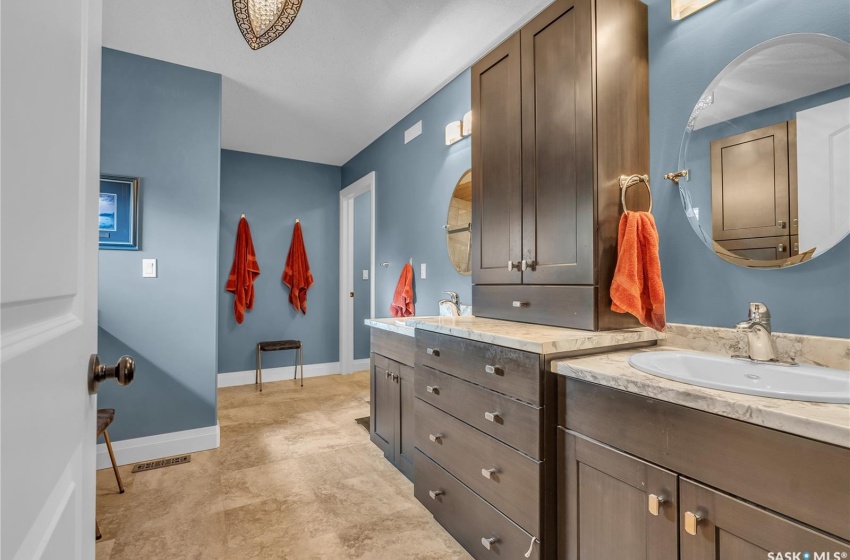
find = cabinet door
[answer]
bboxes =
[471,32,523,285]
[370,353,393,457]
[560,429,678,560]
[711,122,790,242]
[395,362,415,480]
[520,0,594,285]
[679,478,850,560]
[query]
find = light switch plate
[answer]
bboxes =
[142,258,157,278]
[362,269,369,280]
[420,263,427,279]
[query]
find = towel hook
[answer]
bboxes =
[619,174,652,213]
[409,258,414,265]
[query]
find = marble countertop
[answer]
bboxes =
[404,316,662,354]
[553,347,850,448]
[364,317,417,337]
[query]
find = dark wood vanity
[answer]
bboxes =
[471,0,648,331]
[558,377,850,559]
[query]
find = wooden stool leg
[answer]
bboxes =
[96,519,102,540]
[103,429,124,494]
[299,346,304,388]
[256,344,263,392]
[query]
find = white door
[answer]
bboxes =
[1,0,103,558]
[796,97,850,255]
[339,172,375,375]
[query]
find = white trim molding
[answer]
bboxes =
[352,358,370,372]
[97,424,220,469]
[217,361,342,388]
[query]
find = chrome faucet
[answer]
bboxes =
[733,303,795,365]
[438,291,461,316]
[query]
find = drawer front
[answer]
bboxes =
[416,399,541,535]
[416,364,542,459]
[472,284,597,331]
[372,328,415,367]
[415,450,540,560]
[416,329,541,405]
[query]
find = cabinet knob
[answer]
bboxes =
[793,242,799,252]
[521,259,535,271]
[481,537,499,550]
[391,373,399,382]
[429,433,443,443]
[512,301,529,308]
[428,489,444,500]
[648,493,667,516]
[484,365,503,375]
[508,260,521,272]
[778,220,787,229]
[426,347,440,357]
[384,370,391,379]
[426,385,439,394]
[778,243,786,252]
[481,467,499,479]
[484,411,501,423]
[684,511,703,536]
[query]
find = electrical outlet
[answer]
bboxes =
[362,269,369,280]
[420,263,427,279]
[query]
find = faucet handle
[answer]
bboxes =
[747,303,771,331]
[443,291,460,305]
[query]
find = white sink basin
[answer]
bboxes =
[628,351,850,404]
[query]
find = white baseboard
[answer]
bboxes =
[217,361,342,388]
[352,358,370,371]
[97,423,220,469]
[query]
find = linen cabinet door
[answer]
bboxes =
[560,429,678,560]
[370,353,394,457]
[395,362,416,480]
[520,0,595,286]
[471,32,523,285]
[679,478,850,560]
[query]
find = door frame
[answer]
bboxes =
[339,171,376,375]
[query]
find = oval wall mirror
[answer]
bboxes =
[677,33,850,268]
[445,169,472,275]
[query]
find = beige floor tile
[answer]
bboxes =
[109,510,228,560]
[95,538,114,560]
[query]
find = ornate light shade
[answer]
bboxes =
[233,0,303,50]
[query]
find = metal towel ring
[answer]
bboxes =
[619,174,652,213]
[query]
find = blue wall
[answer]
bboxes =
[353,192,372,360]
[648,0,850,337]
[99,48,222,441]
[342,70,473,317]
[218,150,341,373]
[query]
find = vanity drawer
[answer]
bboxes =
[415,399,541,535]
[416,329,541,405]
[415,449,540,560]
[415,364,542,459]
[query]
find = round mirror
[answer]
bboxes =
[678,33,850,268]
[445,169,472,275]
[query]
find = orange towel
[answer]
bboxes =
[226,217,261,324]
[610,211,666,331]
[282,222,314,314]
[390,263,415,318]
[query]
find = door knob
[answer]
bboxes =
[88,354,135,394]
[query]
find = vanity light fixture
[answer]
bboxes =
[671,0,721,20]
[233,0,303,50]
[446,111,473,145]
[445,120,463,145]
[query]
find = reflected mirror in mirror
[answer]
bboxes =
[445,169,472,275]
[678,33,850,268]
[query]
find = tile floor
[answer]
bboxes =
[96,371,471,559]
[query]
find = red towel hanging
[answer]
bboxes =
[226,216,261,324]
[282,221,314,314]
[390,263,415,318]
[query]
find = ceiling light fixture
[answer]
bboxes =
[233,0,303,50]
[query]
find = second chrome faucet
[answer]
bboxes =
[733,302,796,366]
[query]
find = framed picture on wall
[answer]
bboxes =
[99,175,140,250]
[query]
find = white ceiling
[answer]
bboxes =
[103,0,550,166]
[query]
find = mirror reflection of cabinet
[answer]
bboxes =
[711,121,798,258]
[445,170,472,276]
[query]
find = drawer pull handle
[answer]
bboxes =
[428,489,444,500]
[512,301,529,308]
[426,385,439,394]
[484,411,501,423]
[484,365,504,375]
[481,467,499,479]
[648,493,667,516]
[481,537,499,550]
[429,433,443,443]
[384,370,391,379]
[426,348,440,357]
[684,511,703,536]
